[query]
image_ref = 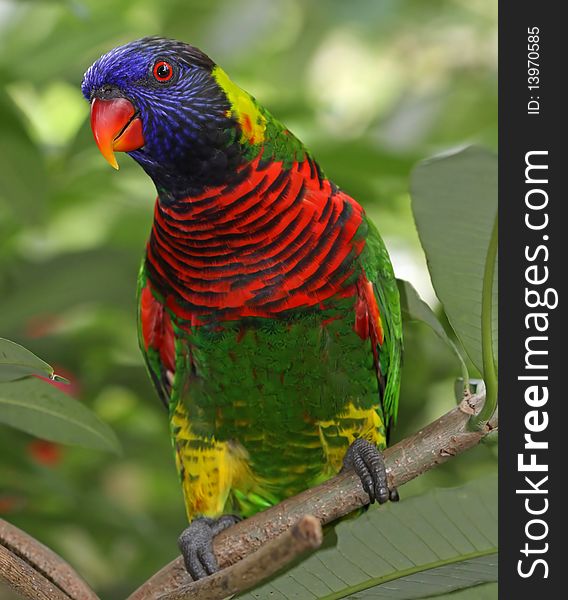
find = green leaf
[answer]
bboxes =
[432,582,497,599]
[237,475,497,599]
[0,377,120,454]
[410,146,498,375]
[397,279,468,384]
[0,337,55,382]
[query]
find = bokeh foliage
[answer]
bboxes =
[0,1,496,598]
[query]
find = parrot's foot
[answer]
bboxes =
[178,514,241,580]
[342,438,399,504]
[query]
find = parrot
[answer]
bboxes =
[82,36,402,580]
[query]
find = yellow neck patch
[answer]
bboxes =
[212,66,267,145]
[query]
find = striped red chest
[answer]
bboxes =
[143,155,366,324]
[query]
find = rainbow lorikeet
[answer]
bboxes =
[82,37,402,579]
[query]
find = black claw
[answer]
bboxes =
[361,476,375,503]
[189,551,208,580]
[211,514,241,535]
[198,547,218,576]
[178,515,240,580]
[342,438,399,506]
[377,487,389,505]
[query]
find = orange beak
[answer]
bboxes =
[90,97,144,170]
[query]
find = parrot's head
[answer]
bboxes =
[81,37,250,199]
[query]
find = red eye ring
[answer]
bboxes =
[153,60,173,82]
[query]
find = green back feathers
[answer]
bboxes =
[360,215,403,430]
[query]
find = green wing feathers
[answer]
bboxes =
[360,214,403,432]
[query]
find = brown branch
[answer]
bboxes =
[128,389,497,600]
[0,518,99,600]
[0,544,73,600]
[160,515,322,600]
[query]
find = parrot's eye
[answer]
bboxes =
[153,60,174,82]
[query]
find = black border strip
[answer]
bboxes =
[499,3,565,595]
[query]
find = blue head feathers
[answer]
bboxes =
[82,37,242,200]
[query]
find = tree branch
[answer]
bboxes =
[0,518,99,600]
[128,389,497,600]
[0,544,74,600]
[161,515,322,600]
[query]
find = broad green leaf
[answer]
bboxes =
[432,582,497,599]
[410,146,497,375]
[0,337,54,382]
[397,279,468,383]
[237,475,497,599]
[0,377,120,454]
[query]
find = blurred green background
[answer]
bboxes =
[0,0,496,598]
